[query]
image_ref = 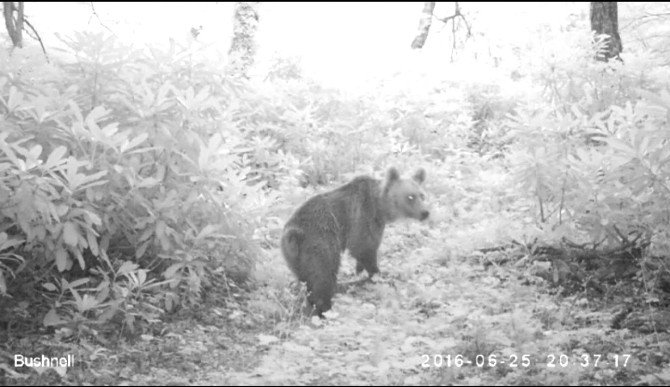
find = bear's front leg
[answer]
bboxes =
[353,248,380,279]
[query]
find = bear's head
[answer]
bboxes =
[382,167,430,222]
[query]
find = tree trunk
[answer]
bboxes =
[411,2,436,49]
[3,2,23,48]
[590,2,622,61]
[227,2,260,79]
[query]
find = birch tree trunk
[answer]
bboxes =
[411,2,436,49]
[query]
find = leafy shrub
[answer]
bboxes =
[0,32,278,335]
[508,30,670,258]
[464,82,517,157]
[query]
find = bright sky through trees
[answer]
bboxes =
[30,2,581,89]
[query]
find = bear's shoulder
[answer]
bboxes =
[335,175,380,196]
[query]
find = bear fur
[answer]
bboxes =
[281,167,429,315]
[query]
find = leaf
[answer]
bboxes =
[403,375,423,385]
[73,248,86,270]
[73,293,100,312]
[45,146,68,169]
[62,222,79,247]
[258,334,279,345]
[639,135,650,157]
[156,221,170,251]
[52,366,68,377]
[636,88,670,110]
[86,229,99,256]
[68,100,84,123]
[195,225,219,241]
[7,86,23,111]
[605,137,635,157]
[95,280,110,303]
[136,176,161,188]
[42,282,58,292]
[32,366,48,375]
[0,232,24,252]
[165,294,176,312]
[98,307,118,324]
[282,342,312,354]
[0,363,27,379]
[163,263,183,279]
[101,122,119,138]
[70,284,85,304]
[85,106,109,128]
[74,170,108,191]
[67,277,89,290]
[120,133,149,153]
[43,308,65,326]
[117,261,138,276]
[136,241,149,259]
[55,248,70,272]
[27,145,43,163]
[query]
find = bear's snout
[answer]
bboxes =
[420,210,430,221]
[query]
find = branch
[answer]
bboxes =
[435,2,471,37]
[411,2,472,52]
[22,16,49,62]
[88,2,116,36]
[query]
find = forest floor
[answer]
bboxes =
[4,219,670,385]
[3,174,670,386]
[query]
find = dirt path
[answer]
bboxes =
[204,222,664,385]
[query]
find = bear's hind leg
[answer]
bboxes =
[303,242,340,316]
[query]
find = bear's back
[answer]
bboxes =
[286,175,383,249]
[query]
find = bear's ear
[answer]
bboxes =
[413,168,426,184]
[386,167,400,183]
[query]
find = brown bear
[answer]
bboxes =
[281,167,429,316]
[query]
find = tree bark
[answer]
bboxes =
[411,2,436,49]
[227,2,260,79]
[3,2,23,48]
[590,2,622,61]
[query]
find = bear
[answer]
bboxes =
[280,167,429,316]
